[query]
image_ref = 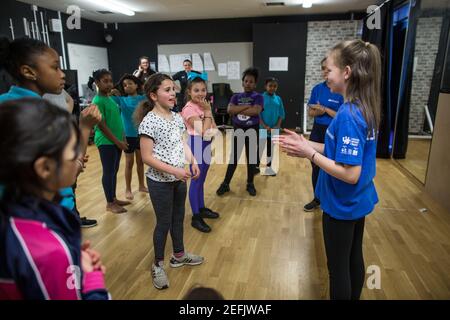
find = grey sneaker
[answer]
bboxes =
[263,167,277,176]
[151,261,169,289]
[169,252,204,268]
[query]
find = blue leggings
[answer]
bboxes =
[98,145,122,203]
[188,135,211,215]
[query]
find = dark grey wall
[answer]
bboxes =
[0,0,107,71]
[1,0,365,86]
[106,12,365,80]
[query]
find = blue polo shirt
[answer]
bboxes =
[315,102,379,220]
[0,86,76,211]
[111,95,146,138]
[308,81,344,126]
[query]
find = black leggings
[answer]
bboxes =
[98,145,122,203]
[322,212,366,300]
[224,126,258,184]
[257,135,273,167]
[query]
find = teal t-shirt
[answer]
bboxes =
[260,92,285,128]
[259,92,285,139]
[111,95,146,138]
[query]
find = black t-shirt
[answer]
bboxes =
[134,68,156,84]
[172,70,201,94]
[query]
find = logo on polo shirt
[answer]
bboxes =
[350,138,360,147]
[342,136,351,145]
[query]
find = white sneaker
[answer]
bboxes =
[151,261,169,289]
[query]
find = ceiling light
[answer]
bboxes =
[303,0,312,8]
[95,0,135,16]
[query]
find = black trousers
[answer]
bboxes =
[309,123,328,202]
[224,125,258,184]
[322,212,366,300]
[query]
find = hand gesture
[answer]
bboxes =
[273,129,315,159]
[75,154,89,175]
[200,98,212,112]
[110,88,121,96]
[191,163,201,180]
[311,103,326,115]
[117,140,129,151]
[80,104,102,128]
[81,240,106,274]
[173,167,192,182]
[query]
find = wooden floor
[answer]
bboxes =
[76,133,450,300]
[397,138,432,184]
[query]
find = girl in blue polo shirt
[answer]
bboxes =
[304,57,344,212]
[275,39,381,300]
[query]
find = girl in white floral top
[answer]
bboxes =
[134,73,203,290]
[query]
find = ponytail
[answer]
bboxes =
[87,76,95,91]
[330,39,381,133]
[88,69,112,92]
[134,100,154,125]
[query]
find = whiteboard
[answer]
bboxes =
[157,42,253,92]
[67,43,109,97]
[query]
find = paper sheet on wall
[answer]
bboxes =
[157,55,170,72]
[203,52,215,71]
[169,54,191,73]
[269,57,289,71]
[227,61,240,80]
[218,63,227,76]
[192,53,204,72]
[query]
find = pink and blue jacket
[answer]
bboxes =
[0,196,109,300]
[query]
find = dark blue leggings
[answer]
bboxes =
[98,145,122,203]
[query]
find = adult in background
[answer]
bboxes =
[172,59,201,112]
[133,56,156,84]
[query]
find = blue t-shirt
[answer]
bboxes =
[315,102,379,220]
[308,81,344,126]
[0,86,76,211]
[260,92,285,128]
[111,95,146,138]
[230,91,264,128]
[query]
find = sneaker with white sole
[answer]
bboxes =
[169,252,204,268]
[263,167,277,176]
[151,261,169,289]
